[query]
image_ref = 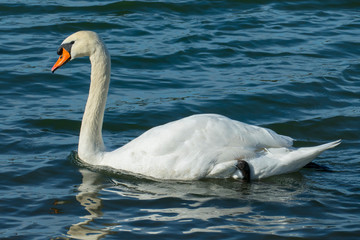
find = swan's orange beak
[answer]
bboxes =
[51,48,71,73]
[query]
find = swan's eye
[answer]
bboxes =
[57,47,63,55]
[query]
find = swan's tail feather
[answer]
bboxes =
[298,139,341,161]
[309,139,341,151]
[280,139,341,171]
[251,140,341,179]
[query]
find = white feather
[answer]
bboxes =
[247,140,341,179]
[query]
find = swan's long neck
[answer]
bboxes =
[78,44,111,164]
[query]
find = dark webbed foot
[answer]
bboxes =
[236,160,250,182]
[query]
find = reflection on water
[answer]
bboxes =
[67,169,109,240]
[67,164,308,238]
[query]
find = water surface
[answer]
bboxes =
[0,0,359,239]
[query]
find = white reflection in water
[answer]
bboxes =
[67,169,109,240]
[67,166,307,238]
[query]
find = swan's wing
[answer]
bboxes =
[102,114,293,179]
[119,114,293,153]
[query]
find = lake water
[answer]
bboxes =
[1,0,359,239]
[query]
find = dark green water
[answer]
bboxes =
[1,0,359,239]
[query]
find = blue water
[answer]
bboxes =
[1,0,359,239]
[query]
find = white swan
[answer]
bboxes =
[51,31,340,181]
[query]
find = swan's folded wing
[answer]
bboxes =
[102,114,293,179]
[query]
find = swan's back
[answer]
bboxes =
[102,114,293,179]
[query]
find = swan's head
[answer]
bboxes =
[51,31,104,73]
